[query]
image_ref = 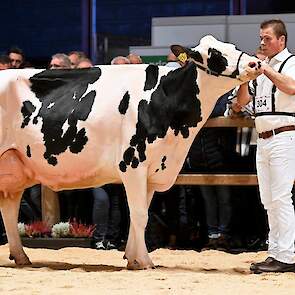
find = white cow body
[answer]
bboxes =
[0,36,261,268]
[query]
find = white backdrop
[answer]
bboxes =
[131,13,295,56]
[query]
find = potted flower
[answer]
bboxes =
[19,220,95,249]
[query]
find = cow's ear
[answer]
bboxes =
[170,45,190,64]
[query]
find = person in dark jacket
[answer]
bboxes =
[188,92,233,250]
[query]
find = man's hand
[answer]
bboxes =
[244,60,264,80]
[231,100,243,113]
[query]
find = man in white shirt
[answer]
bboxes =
[236,19,295,273]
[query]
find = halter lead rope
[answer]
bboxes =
[194,51,245,80]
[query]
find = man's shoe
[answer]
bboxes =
[216,234,230,252]
[253,259,295,274]
[250,256,275,271]
[95,241,106,250]
[106,241,117,250]
[201,238,219,251]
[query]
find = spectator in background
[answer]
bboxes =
[0,55,11,70]
[226,88,268,252]
[127,53,142,64]
[68,51,87,68]
[188,92,233,251]
[77,58,93,69]
[8,47,24,68]
[49,53,71,69]
[165,52,182,69]
[111,56,130,65]
[92,185,121,250]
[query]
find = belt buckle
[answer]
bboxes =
[272,129,276,137]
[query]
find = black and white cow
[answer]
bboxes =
[0,35,260,269]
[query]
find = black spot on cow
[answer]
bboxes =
[123,147,135,166]
[155,168,159,173]
[119,161,127,172]
[189,50,203,64]
[161,156,167,170]
[180,126,189,138]
[21,101,36,128]
[131,157,139,168]
[119,62,202,172]
[26,68,101,165]
[144,65,159,90]
[137,141,146,162]
[118,91,130,114]
[207,48,227,75]
[26,145,31,157]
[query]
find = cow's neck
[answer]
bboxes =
[197,69,242,123]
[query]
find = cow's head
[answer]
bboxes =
[171,35,261,82]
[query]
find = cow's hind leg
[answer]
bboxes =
[122,171,154,270]
[0,192,31,265]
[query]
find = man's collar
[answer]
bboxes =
[267,48,291,64]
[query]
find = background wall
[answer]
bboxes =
[0,0,83,66]
[0,0,294,66]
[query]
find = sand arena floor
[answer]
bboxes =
[0,245,294,294]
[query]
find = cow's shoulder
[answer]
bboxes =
[141,62,202,138]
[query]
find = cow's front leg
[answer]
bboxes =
[0,192,31,265]
[122,171,154,270]
[124,186,155,269]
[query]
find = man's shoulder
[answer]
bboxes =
[281,53,295,75]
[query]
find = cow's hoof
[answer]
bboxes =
[9,253,32,266]
[127,259,155,270]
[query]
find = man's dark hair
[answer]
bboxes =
[260,19,288,45]
[0,55,11,65]
[8,46,25,58]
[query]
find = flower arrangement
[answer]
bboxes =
[51,222,71,238]
[69,220,96,238]
[18,220,95,239]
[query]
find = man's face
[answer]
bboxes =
[69,54,79,68]
[9,52,23,68]
[259,26,285,59]
[77,61,92,68]
[49,58,65,69]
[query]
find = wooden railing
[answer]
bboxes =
[42,116,256,224]
[175,174,258,186]
[175,116,257,185]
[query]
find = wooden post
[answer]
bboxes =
[41,186,60,226]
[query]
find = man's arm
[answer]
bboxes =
[232,83,252,113]
[263,64,295,95]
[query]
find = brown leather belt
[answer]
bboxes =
[258,125,295,139]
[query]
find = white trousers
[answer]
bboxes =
[256,131,295,264]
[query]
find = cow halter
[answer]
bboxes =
[194,51,245,80]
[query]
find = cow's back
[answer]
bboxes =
[0,66,172,190]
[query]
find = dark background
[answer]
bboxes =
[0,0,293,66]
